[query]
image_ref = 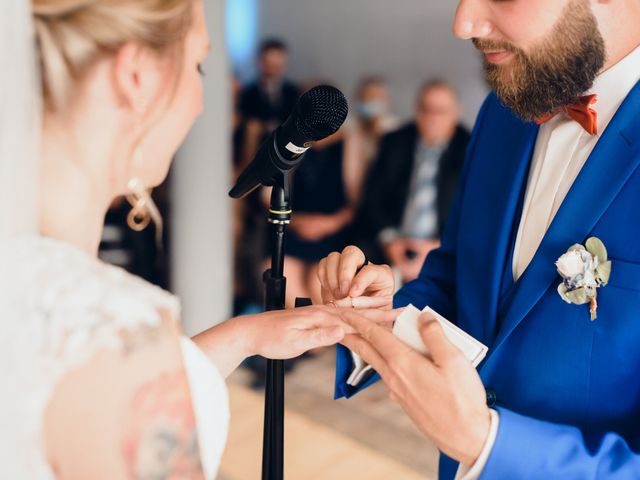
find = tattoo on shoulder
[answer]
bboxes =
[122,370,204,480]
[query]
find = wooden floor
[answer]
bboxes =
[217,350,439,479]
[218,383,428,480]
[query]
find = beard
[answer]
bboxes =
[474,0,606,122]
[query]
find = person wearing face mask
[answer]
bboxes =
[351,80,470,283]
[346,77,399,178]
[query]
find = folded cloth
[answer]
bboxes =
[347,304,488,387]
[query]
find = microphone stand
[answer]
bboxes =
[261,177,291,480]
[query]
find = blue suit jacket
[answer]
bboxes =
[335,82,640,479]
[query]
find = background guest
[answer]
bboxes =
[233,39,301,316]
[239,38,301,167]
[353,80,470,283]
[342,77,400,208]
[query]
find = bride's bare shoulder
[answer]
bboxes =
[43,309,204,479]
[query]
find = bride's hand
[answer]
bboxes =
[192,305,400,378]
[242,305,399,360]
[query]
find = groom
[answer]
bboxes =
[319,0,640,478]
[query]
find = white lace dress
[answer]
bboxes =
[0,236,229,479]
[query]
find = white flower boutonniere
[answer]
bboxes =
[556,237,612,321]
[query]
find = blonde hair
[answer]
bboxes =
[33,0,193,111]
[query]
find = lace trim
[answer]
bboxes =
[0,235,181,478]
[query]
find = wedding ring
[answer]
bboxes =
[329,300,338,309]
[350,297,356,309]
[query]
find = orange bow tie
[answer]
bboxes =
[535,94,599,135]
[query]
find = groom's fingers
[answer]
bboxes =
[349,264,392,298]
[418,314,459,365]
[341,311,411,359]
[325,252,342,297]
[337,246,366,296]
[355,307,401,325]
[341,334,390,380]
[318,258,337,303]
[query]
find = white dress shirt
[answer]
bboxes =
[513,45,640,280]
[455,44,640,480]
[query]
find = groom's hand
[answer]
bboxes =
[317,246,394,308]
[340,311,491,468]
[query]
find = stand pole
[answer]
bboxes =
[261,185,291,480]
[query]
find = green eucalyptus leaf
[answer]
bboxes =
[565,287,590,305]
[586,237,608,262]
[596,260,612,285]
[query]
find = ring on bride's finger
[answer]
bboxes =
[350,297,356,309]
[329,300,338,309]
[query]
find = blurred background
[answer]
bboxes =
[99,1,489,478]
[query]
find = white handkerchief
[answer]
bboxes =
[346,304,488,387]
[393,305,488,367]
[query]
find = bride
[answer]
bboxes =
[0,0,394,478]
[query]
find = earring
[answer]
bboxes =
[126,151,164,248]
[126,177,152,232]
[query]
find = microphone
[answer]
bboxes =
[229,85,349,199]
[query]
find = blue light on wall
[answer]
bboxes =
[225,0,259,79]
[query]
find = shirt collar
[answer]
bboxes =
[417,141,447,155]
[588,44,640,135]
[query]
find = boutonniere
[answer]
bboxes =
[556,237,612,321]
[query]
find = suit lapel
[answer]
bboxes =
[458,107,538,345]
[492,80,640,352]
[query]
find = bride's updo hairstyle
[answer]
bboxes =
[32,0,193,112]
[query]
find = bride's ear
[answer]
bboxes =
[112,43,165,115]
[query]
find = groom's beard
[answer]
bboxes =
[474,0,606,122]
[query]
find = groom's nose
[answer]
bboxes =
[453,0,494,40]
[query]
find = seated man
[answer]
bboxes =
[353,80,470,282]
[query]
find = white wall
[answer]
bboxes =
[171,0,232,336]
[257,0,488,127]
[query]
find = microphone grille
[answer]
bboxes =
[295,85,349,141]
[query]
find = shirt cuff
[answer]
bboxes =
[454,409,500,480]
[378,228,400,245]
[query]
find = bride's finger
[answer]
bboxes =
[330,295,393,309]
[352,295,393,309]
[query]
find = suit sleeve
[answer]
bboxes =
[334,96,494,400]
[480,407,640,479]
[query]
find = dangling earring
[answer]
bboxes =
[126,177,152,232]
[126,149,164,248]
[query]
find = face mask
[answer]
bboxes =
[357,100,387,120]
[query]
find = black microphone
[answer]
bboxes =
[229,85,349,199]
